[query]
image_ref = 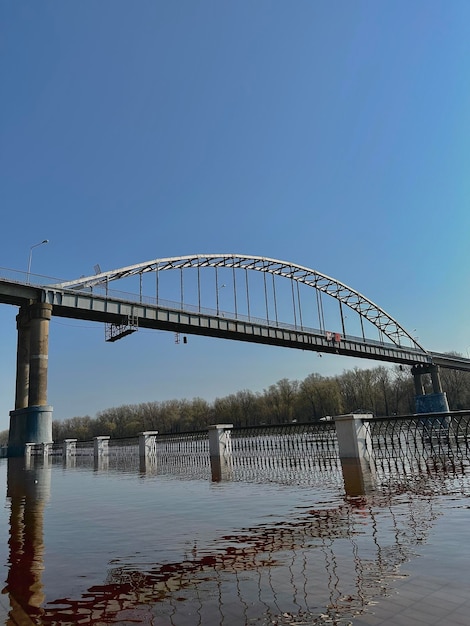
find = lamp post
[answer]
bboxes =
[27,239,49,283]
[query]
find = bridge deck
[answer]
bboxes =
[1,277,469,370]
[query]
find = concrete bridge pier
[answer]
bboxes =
[412,364,450,413]
[8,303,53,457]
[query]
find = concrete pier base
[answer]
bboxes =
[412,364,450,415]
[8,405,53,457]
[415,392,449,414]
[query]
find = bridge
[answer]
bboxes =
[1,253,469,454]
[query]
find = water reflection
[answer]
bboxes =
[5,456,50,624]
[2,451,469,624]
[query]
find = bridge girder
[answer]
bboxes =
[52,253,426,353]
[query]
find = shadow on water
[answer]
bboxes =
[3,447,470,625]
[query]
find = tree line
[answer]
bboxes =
[48,361,470,441]
[2,361,469,445]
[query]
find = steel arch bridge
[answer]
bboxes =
[53,253,423,349]
[5,253,470,457]
[1,252,468,369]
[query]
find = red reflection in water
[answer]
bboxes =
[4,455,465,625]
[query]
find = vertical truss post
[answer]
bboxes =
[296,280,303,330]
[197,264,201,313]
[291,270,297,329]
[156,266,159,305]
[263,265,269,323]
[232,265,237,318]
[245,268,250,321]
[316,288,323,332]
[339,300,346,336]
[360,311,365,341]
[272,273,278,326]
[180,267,183,311]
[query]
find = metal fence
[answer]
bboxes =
[365,411,470,459]
[19,411,470,486]
[229,421,341,485]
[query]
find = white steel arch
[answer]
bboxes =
[52,254,426,353]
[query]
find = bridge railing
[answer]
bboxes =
[0,267,64,286]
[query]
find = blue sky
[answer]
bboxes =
[1,1,470,429]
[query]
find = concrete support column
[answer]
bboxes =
[139,431,158,473]
[28,303,52,407]
[15,307,30,410]
[334,414,375,496]
[9,303,54,457]
[208,424,233,482]
[413,371,425,396]
[430,365,443,394]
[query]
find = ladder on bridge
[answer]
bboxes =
[105,314,138,342]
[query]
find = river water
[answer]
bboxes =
[1,449,470,625]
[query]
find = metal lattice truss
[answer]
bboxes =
[52,254,426,353]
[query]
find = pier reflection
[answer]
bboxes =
[4,456,50,624]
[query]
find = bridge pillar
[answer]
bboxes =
[411,364,449,413]
[14,307,30,410]
[28,303,52,407]
[8,303,53,457]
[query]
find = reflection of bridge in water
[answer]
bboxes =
[5,416,470,624]
[2,254,470,455]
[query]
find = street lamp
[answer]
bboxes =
[27,239,49,283]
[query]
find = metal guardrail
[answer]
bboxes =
[364,411,470,459]
[18,412,470,487]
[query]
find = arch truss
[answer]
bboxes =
[53,254,427,353]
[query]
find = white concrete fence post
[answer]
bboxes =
[93,436,110,467]
[208,424,233,481]
[63,438,77,468]
[334,414,375,496]
[25,442,33,464]
[138,431,158,473]
[63,438,77,457]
